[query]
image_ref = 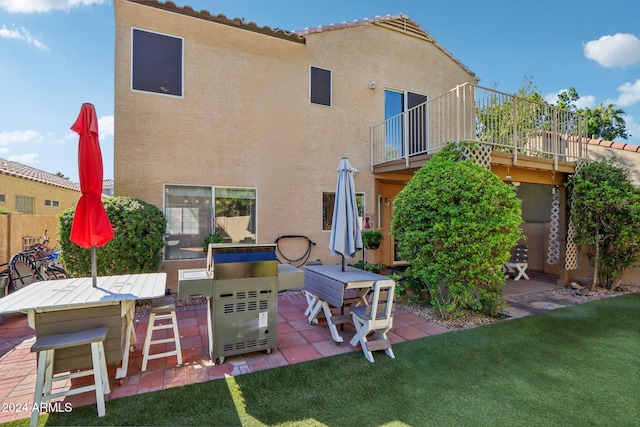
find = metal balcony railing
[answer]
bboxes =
[371,83,589,169]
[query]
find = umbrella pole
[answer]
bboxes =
[342,255,345,271]
[91,246,97,287]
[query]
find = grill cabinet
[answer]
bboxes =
[178,244,279,363]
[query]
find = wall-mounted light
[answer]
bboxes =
[369,81,376,89]
[512,181,521,187]
[384,197,391,206]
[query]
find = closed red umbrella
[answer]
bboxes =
[70,103,114,287]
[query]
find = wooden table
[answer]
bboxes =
[0,273,167,379]
[303,264,394,343]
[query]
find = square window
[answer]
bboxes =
[15,195,34,215]
[164,185,257,261]
[132,28,183,97]
[44,199,51,206]
[322,192,364,231]
[310,66,331,106]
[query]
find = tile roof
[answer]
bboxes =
[296,14,476,79]
[127,2,476,78]
[0,157,80,192]
[128,1,305,43]
[586,138,640,153]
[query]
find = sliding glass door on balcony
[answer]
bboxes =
[384,89,428,161]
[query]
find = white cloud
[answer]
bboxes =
[98,115,114,141]
[8,152,39,164]
[0,24,47,50]
[0,129,43,146]
[544,90,596,109]
[584,33,640,68]
[605,79,640,107]
[0,0,106,13]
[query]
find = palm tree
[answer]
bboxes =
[580,103,629,141]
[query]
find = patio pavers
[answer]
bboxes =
[0,291,445,424]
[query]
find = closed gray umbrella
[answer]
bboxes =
[329,157,363,271]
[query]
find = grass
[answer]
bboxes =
[9,293,640,427]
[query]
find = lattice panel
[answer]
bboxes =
[547,186,561,265]
[461,144,491,168]
[564,160,587,270]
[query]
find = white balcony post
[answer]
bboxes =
[512,97,518,165]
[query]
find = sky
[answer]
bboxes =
[1,0,640,183]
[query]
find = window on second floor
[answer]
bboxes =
[310,66,332,106]
[131,28,184,97]
[44,199,59,207]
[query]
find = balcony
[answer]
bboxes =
[371,83,589,173]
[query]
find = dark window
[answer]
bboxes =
[322,192,364,231]
[132,28,183,97]
[0,193,5,203]
[310,66,331,106]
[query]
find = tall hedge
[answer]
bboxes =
[58,197,167,277]
[566,159,640,289]
[391,143,523,317]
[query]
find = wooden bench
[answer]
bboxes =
[30,326,110,427]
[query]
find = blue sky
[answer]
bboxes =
[1,0,640,182]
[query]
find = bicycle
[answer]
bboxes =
[0,229,70,295]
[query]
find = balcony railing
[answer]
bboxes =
[371,83,589,169]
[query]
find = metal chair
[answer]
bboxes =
[349,279,396,363]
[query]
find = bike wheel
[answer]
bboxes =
[45,265,70,280]
[9,261,37,291]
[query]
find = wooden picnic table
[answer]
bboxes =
[303,264,393,343]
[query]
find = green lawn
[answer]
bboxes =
[11,293,640,427]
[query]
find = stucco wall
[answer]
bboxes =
[114,1,477,288]
[0,174,79,216]
[0,213,62,265]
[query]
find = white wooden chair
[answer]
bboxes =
[141,296,183,371]
[504,244,529,281]
[349,280,395,363]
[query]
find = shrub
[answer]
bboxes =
[58,196,167,276]
[391,143,523,317]
[566,159,640,289]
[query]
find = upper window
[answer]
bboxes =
[44,199,59,207]
[131,28,184,97]
[322,192,365,231]
[310,66,332,106]
[0,193,5,203]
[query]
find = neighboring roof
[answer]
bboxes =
[103,179,114,188]
[0,158,80,192]
[586,138,640,153]
[126,1,477,79]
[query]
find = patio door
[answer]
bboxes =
[384,89,428,158]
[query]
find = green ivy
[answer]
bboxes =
[57,196,167,277]
[391,142,523,317]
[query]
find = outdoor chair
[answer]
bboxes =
[141,295,183,371]
[504,244,529,281]
[349,279,396,363]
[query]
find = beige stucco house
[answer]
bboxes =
[115,0,597,289]
[0,158,80,263]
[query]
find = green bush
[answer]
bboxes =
[566,159,640,289]
[58,196,167,277]
[391,143,523,317]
